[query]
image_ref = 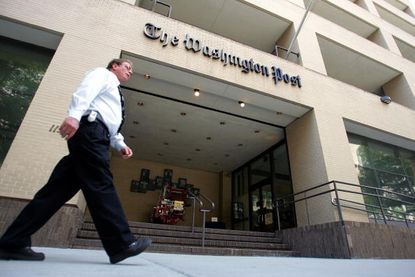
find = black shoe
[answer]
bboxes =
[0,247,45,261]
[109,238,152,264]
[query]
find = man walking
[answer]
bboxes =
[0,58,151,264]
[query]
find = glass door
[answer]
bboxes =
[232,141,296,232]
[250,181,274,232]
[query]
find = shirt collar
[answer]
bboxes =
[108,69,121,87]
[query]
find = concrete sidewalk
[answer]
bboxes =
[1,247,415,277]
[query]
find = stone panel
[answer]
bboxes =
[278,221,351,258]
[346,221,415,259]
[0,197,83,248]
[278,221,415,259]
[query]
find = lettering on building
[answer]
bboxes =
[143,23,302,88]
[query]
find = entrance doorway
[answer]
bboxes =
[232,142,296,232]
[250,180,274,232]
[115,54,306,229]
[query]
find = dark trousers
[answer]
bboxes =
[0,118,135,256]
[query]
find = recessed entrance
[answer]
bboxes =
[114,54,309,230]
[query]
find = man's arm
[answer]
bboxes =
[60,68,107,140]
[67,68,107,123]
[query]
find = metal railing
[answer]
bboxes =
[151,0,172,17]
[274,180,415,231]
[273,45,300,58]
[188,191,215,247]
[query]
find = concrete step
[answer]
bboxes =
[81,221,278,238]
[74,220,296,256]
[76,230,290,250]
[72,239,296,257]
[79,226,282,244]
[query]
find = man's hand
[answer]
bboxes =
[59,117,80,140]
[119,146,133,159]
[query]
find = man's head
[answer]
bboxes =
[107,58,133,82]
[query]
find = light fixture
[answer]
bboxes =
[380,95,391,104]
[193,88,200,97]
[238,101,245,108]
[143,74,150,80]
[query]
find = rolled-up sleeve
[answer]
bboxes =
[68,68,107,121]
[110,132,127,152]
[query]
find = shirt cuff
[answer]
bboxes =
[110,133,127,152]
[68,110,85,121]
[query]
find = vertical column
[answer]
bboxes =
[378,28,402,55]
[357,0,380,16]
[286,109,369,227]
[296,20,328,75]
[383,74,415,110]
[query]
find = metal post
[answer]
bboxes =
[202,210,207,247]
[276,200,281,231]
[285,0,316,59]
[375,188,388,224]
[333,182,344,225]
[305,191,310,225]
[192,197,196,233]
[152,0,172,18]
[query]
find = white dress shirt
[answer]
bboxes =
[68,67,127,151]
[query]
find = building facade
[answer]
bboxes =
[0,0,414,257]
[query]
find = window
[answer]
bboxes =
[348,134,415,222]
[0,36,54,167]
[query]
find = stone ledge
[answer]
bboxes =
[277,221,415,259]
[0,197,83,248]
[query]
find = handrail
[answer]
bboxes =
[187,191,203,234]
[273,45,300,58]
[198,192,216,212]
[331,180,415,202]
[335,188,415,206]
[187,191,215,247]
[331,197,412,223]
[274,180,415,231]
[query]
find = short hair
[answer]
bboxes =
[106,58,133,70]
